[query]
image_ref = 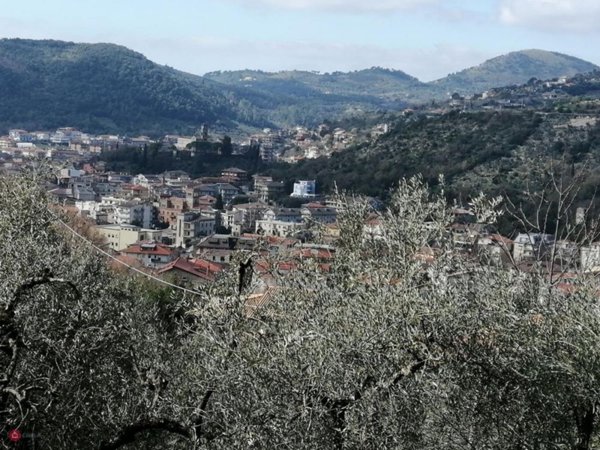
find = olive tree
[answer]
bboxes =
[3,172,600,449]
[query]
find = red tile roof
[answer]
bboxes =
[158,257,225,281]
[123,242,176,257]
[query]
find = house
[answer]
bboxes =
[121,241,179,269]
[513,233,555,263]
[158,257,225,286]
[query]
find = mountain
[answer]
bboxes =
[0,38,249,135]
[206,67,424,100]
[0,40,597,134]
[431,49,599,95]
[204,68,423,127]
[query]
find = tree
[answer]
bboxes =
[214,194,224,211]
[3,172,600,449]
[220,136,233,157]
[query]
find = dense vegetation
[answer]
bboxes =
[4,174,600,448]
[431,49,599,95]
[267,110,600,203]
[0,40,597,134]
[0,39,248,135]
[99,142,264,178]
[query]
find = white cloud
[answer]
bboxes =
[499,0,600,32]
[225,0,438,13]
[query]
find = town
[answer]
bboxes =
[1,124,597,302]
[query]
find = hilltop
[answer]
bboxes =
[431,49,599,95]
[0,39,250,134]
[0,40,597,133]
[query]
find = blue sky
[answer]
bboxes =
[1,0,599,81]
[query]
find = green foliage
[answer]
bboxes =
[267,111,544,198]
[0,39,249,134]
[99,143,263,177]
[432,49,599,95]
[4,173,600,448]
[0,40,597,133]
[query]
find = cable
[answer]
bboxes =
[51,212,205,296]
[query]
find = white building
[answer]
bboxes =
[513,233,555,263]
[255,219,306,237]
[291,180,316,198]
[107,200,155,229]
[255,207,306,236]
[581,243,600,272]
[175,212,216,248]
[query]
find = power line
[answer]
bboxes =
[52,213,205,297]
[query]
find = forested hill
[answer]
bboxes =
[266,109,600,203]
[432,50,599,95]
[205,67,427,112]
[0,39,249,134]
[0,40,598,134]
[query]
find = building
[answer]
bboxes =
[301,206,337,224]
[581,243,600,272]
[255,219,306,237]
[477,234,514,266]
[158,257,225,286]
[291,180,316,198]
[121,241,179,269]
[94,224,142,251]
[112,201,156,229]
[133,174,162,188]
[254,176,285,202]
[174,137,196,151]
[221,167,249,186]
[175,212,217,248]
[513,233,555,263]
[227,202,270,235]
[94,224,164,251]
[69,182,96,201]
[159,195,189,225]
[162,170,191,187]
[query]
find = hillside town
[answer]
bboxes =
[3,121,600,305]
[0,121,387,169]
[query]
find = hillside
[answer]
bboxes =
[431,49,599,95]
[266,109,600,209]
[0,40,597,134]
[205,68,422,126]
[206,67,424,100]
[0,39,249,134]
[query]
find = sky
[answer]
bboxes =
[1,0,599,81]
